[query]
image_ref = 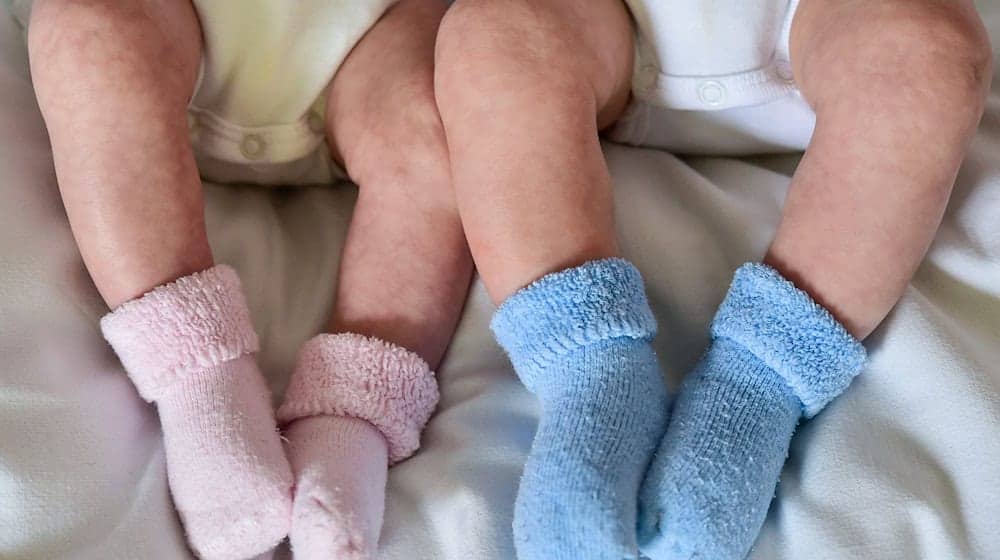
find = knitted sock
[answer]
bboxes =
[638,263,867,560]
[491,258,671,560]
[100,265,293,560]
[277,334,439,560]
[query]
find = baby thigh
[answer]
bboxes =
[324,0,472,368]
[27,0,208,309]
[768,0,992,339]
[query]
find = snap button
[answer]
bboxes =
[307,111,325,134]
[240,134,265,160]
[775,60,794,83]
[697,80,726,107]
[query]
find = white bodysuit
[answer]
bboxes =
[612,0,816,155]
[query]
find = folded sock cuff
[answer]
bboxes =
[711,263,867,418]
[277,333,439,465]
[490,258,657,391]
[100,265,259,402]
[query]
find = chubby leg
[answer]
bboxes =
[435,0,632,302]
[29,0,210,307]
[770,0,991,339]
[275,1,472,558]
[436,2,669,558]
[326,0,471,368]
[29,2,292,558]
[639,2,992,558]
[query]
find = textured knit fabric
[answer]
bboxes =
[278,333,438,560]
[285,415,389,560]
[100,266,293,560]
[277,333,439,464]
[638,263,866,560]
[711,263,867,417]
[99,264,258,401]
[491,258,670,560]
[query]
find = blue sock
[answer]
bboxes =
[492,258,671,560]
[638,263,867,560]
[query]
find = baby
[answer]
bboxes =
[24,0,992,559]
[431,0,991,559]
[26,0,471,559]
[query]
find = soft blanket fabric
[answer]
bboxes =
[2,3,999,559]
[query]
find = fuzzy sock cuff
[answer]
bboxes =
[100,265,259,402]
[277,333,439,464]
[490,258,657,392]
[711,263,867,417]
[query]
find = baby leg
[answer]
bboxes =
[28,2,292,558]
[275,1,472,558]
[639,1,992,558]
[436,1,669,558]
[29,0,210,308]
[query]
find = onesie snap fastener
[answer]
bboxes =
[240,134,266,160]
[698,80,726,107]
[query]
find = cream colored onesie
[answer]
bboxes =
[189,0,395,185]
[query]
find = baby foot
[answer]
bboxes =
[101,265,293,560]
[491,259,671,559]
[638,264,866,559]
[278,333,439,560]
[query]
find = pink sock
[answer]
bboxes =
[277,334,440,560]
[101,265,293,560]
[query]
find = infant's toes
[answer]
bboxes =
[291,486,373,560]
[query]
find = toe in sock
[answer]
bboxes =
[638,263,867,560]
[491,258,671,560]
[284,415,388,560]
[101,265,293,560]
[277,334,439,560]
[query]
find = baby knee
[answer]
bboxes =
[882,6,992,109]
[807,3,992,118]
[342,94,451,193]
[435,0,625,111]
[27,0,200,96]
[436,1,568,92]
[28,0,118,60]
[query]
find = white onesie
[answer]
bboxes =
[611,0,817,154]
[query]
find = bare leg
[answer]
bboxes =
[436,2,670,558]
[29,0,211,308]
[327,0,472,368]
[769,0,992,339]
[638,3,992,559]
[277,1,472,558]
[436,0,633,304]
[29,3,293,558]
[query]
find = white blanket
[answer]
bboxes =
[2,4,999,559]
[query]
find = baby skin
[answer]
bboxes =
[433,0,991,559]
[28,0,470,559]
